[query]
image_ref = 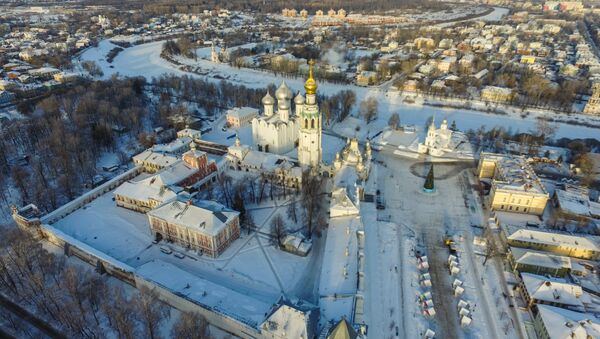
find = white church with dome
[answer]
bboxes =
[251,60,323,170]
[417,118,474,159]
[251,81,299,155]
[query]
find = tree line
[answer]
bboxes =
[0,77,149,216]
[0,227,216,339]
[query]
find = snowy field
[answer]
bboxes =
[78,38,600,141]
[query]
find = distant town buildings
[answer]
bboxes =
[480,86,514,103]
[543,1,584,13]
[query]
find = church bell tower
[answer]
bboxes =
[298,60,322,169]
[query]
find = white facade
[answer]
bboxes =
[252,82,299,154]
[418,119,473,159]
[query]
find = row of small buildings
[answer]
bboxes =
[477,150,600,338]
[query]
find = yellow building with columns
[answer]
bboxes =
[478,153,549,215]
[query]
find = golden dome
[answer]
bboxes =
[304,60,317,95]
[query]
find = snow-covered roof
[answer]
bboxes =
[176,128,201,139]
[508,229,600,253]
[481,153,547,195]
[113,175,178,204]
[151,136,192,154]
[153,160,197,186]
[510,246,571,270]
[147,198,238,236]
[521,273,585,308]
[536,304,600,339]
[555,187,600,218]
[226,106,258,119]
[133,149,179,168]
[262,299,316,339]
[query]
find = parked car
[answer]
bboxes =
[160,246,172,254]
[174,252,185,259]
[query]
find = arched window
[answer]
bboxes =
[304,119,308,128]
[311,119,315,129]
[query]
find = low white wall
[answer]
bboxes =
[134,275,263,339]
[42,167,142,225]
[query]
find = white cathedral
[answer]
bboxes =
[417,118,473,159]
[251,60,322,169]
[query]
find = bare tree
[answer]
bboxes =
[575,153,596,187]
[270,213,287,246]
[359,97,378,123]
[339,90,356,122]
[534,118,557,144]
[171,312,211,339]
[286,200,298,224]
[103,287,139,339]
[133,286,170,339]
[300,170,323,239]
[388,112,400,130]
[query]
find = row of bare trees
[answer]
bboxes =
[208,167,326,238]
[0,78,149,216]
[0,228,214,339]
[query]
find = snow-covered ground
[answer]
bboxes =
[319,215,361,322]
[371,150,517,339]
[49,179,317,327]
[78,38,600,141]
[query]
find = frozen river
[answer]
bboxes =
[79,34,600,141]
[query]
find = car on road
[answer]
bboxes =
[160,246,172,254]
[174,252,185,259]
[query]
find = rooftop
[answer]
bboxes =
[132,149,179,168]
[147,198,239,236]
[508,229,600,253]
[113,174,179,203]
[536,304,600,339]
[521,273,585,308]
[151,136,192,154]
[510,246,572,270]
[555,186,600,218]
[227,106,259,119]
[482,153,547,195]
[137,260,271,329]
